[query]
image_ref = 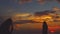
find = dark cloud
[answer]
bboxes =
[56,0,60,3]
[14,20,39,24]
[54,20,60,22]
[34,10,49,16]
[34,10,55,16]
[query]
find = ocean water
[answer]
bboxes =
[12,29,60,34]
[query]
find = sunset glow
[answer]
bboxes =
[1,0,60,34]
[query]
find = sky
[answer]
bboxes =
[0,0,60,16]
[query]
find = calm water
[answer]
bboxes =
[12,29,60,34]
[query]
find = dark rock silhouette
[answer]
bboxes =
[0,18,13,34]
[42,21,48,34]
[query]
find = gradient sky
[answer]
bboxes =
[0,0,60,16]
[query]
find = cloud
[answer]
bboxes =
[34,10,55,16]
[14,0,60,5]
[17,0,32,4]
[37,0,60,4]
[34,11,48,16]
[15,20,39,24]
[34,7,60,16]
[56,0,60,2]
[37,0,45,4]
[37,0,53,4]
[52,7,60,11]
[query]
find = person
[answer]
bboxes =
[42,21,48,34]
[0,18,13,34]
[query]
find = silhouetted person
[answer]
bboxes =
[0,18,13,34]
[42,21,48,34]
